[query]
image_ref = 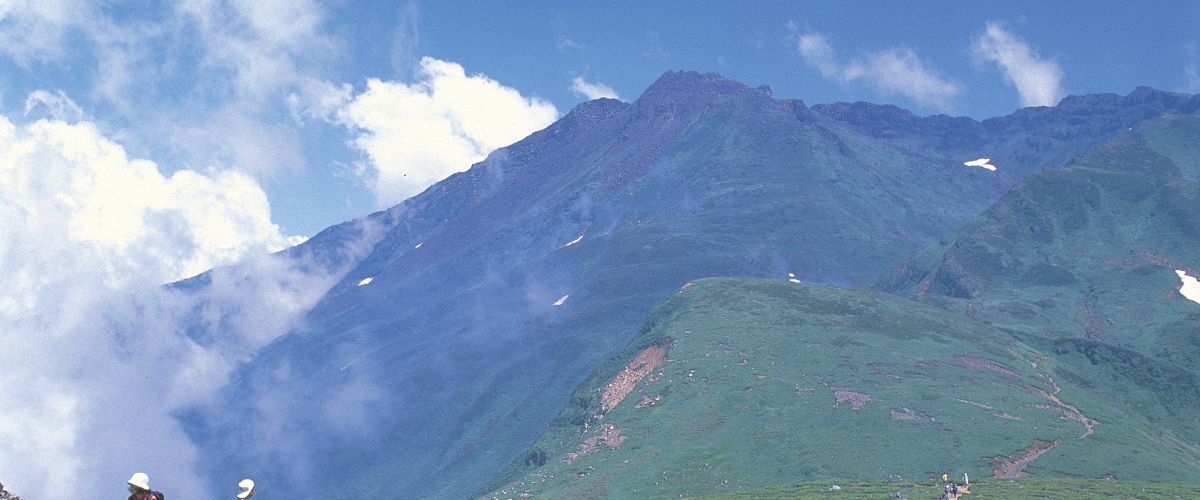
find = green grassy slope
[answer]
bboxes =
[881,116,1200,345]
[700,478,1200,499]
[878,116,1200,440]
[483,279,1200,498]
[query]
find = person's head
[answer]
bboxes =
[127,472,150,494]
[236,478,255,499]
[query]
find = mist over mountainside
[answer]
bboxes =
[178,71,1199,498]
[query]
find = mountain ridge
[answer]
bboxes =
[182,71,1199,499]
[487,113,1200,499]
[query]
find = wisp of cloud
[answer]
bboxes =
[972,22,1065,108]
[570,77,622,101]
[794,32,961,112]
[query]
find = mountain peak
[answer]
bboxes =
[648,70,742,89]
[637,70,770,106]
[558,97,630,128]
[1123,85,1198,108]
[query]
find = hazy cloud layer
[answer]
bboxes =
[23,90,87,122]
[0,0,92,67]
[570,76,622,101]
[795,32,961,111]
[179,0,335,105]
[972,22,1065,107]
[329,57,559,207]
[0,0,337,180]
[0,108,334,499]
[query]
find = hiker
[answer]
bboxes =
[126,473,162,500]
[940,473,960,500]
[236,479,255,499]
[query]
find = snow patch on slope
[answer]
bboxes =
[964,157,997,171]
[557,231,586,250]
[1177,270,1200,304]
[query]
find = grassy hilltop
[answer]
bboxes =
[702,478,1200,499]
[484,115,1200,498]
[484,279,1200,498]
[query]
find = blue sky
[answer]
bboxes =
[2,1,1198,240]
[1,2,1198,496]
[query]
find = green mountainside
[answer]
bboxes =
[485,116,1200,498]
[183,72,1199,498]
[880,116,1200,438]
[484,279,1200,498]
[701,478,1200,499]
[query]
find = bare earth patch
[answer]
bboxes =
[953,354,1017,378]
[1021,383,1099,438]
[890,407,934,422]
[989,438,1064,478]
[601,342,671,412]
[825,382,872,409]
[635,394,662,409]
[566,424,627,463]
[957,398,1023,421]
[1030,403,1098,438]
[956,398,994,410]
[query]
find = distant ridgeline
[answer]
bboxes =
[176,71,1200,498]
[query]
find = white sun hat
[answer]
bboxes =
[237,478,255,499]
[127,472,151,491]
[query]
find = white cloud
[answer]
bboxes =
[180,0,334,104]
[550,18,583,53]
[794,32,961,111]
[797,33,841,80]
[24,89,86,122]
[0,0,90,67]
[332,57,559,207]
[287,78,353,124]
[143,0,340,178]
[570,76,622,101]
[0,108,345,499]
[0,1,337,179]
[972,22,1065,107]
[388,1,422,73]
[1184,63,1200,94]
[556,36,583,52]
[0,113,298,291]
[0,1,162,110]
